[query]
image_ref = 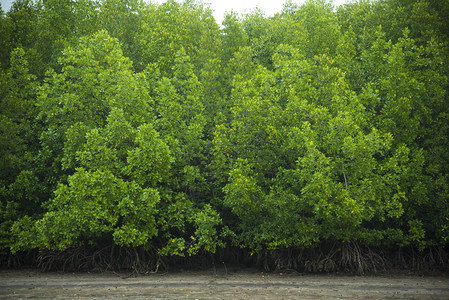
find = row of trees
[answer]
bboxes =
[1,0,448,270]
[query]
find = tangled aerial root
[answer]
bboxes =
[34,245,167,274]
[230,243,449,275]
[2,244,448,275]
[257,242,387,275]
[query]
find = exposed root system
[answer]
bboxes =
[2,244,448,275]
[34,245,167,274]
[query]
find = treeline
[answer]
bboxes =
[1,0,448,273]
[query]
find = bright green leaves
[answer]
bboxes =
[98,0,143,69]
[406,219,427,251]
[4,0,449,260]
[154,49,205,144]
[0,48,41,250]
[286,0,341,58]
[221,11,248,63]
[38,30,153,177]
[151,48,208,197]
[12,168,160,251]
[135,0,221,76]
[157,196,226,257]
[126,123,171,187]
[190,204,226,254]
[113,185,160,247]
[0,48,37,182]
[223,160,265,220]
[213,40,413,250]
[359,28,447,147]
[39,30,150,133]
[15,29,173,250]
[10,29,227,256]
[357,27,449,245]
[12,112,171,251]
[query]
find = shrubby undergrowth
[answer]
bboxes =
[1,0,448,273]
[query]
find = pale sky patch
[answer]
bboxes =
[0,0,14,12]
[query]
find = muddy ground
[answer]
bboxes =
[1,268,448,299]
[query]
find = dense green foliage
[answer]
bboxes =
[1,0,448,266]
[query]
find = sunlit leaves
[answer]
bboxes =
[4,0,449,256]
